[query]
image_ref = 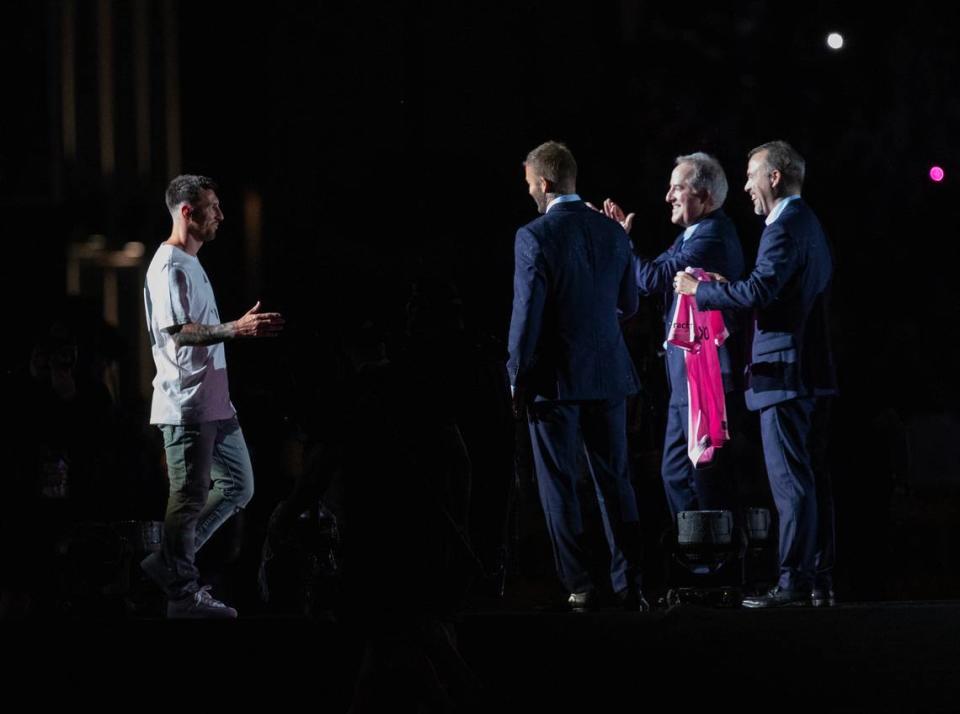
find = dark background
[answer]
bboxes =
[3,0,960,603]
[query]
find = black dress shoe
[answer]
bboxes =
[811,588,836,608]
[616,588,651,612]
[741,586,810,609]
[566,590,598,612]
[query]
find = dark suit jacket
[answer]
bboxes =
[695,198,838,411]
[508,200,640,401]
[635,209,745,406]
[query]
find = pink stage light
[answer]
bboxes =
[929,166,945,182]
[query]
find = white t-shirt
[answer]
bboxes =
[144,243,236,425]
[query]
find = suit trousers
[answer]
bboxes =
[527,398,642,594]
[660,401,740,518]
[760,397,835,591]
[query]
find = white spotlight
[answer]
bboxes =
[827,32,844,50]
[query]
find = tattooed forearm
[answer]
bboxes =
[170,322,237,347]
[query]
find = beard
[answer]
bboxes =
[531,189,548,214]
[196,221,220,241]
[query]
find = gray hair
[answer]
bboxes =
[749,140,805,193]
[675,152,728,209]
[165,174,218,214]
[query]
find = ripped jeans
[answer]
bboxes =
[153,416,254,598]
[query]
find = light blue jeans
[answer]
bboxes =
[149,416,254,598]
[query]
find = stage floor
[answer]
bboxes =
[7,600,960,712]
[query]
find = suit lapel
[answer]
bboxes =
[670,232,685,254]
[663,231,685,325]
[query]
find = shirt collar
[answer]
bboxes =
[682,221,702,241]
[765,194,801,225]
[546,193,581,212]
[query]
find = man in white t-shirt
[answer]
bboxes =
[142,174,284,618]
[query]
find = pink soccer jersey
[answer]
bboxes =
[667,268,730,466]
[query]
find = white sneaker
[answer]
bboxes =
[166,586,238,619]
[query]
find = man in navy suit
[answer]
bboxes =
[604,152,745,519]
[508,141,646,611]
[676,141,837,607]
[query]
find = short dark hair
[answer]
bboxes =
[165,174,218,213]
[525,141,577,193]
[749,141,805,193]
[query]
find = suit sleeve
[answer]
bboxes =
[696,222,800,311]
[619,236,639,319]
[507,227,548,387]
[635,229,733,296]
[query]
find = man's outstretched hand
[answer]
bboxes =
[234,301,285,338]
[602,198,635,235]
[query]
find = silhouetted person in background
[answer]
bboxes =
[340,281,484,711]
[3,321,118,616]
